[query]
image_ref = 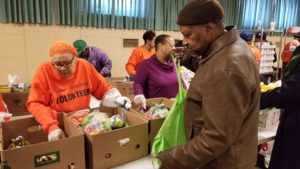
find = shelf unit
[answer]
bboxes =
[238,29,284,81]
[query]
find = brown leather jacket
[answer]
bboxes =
[158,26,260,169]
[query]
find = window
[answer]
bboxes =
[90,0,146,17]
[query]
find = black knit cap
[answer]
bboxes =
[177,0,224,25]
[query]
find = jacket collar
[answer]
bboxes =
[200,26,239,64]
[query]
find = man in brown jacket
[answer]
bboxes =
[156,0,260,169]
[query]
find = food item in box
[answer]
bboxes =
[110,114,125,129]
[79,109,127,134]
[70,109,89,123]
[81,112,111,135]
[7,136,31,149]
[143,103,169,120]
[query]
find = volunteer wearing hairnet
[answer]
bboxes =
[27,41,131,141]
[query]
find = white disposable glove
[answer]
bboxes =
[48,128,66,141]
[134,94,146,110]
[102,88,132,109]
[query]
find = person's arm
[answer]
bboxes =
[133,62,148,96]
[254,47,261,65]
[98,49,112,76]
[125,48,141,75]
[261,63,300,109]
[26,66,59,134]
[158,71,253,169]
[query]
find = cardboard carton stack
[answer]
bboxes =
[2,92,30,116]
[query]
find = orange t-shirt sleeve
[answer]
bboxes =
[26,66,59,134]
[88,63,112,100]
[0,94,7,112]
[125,48,141,75]
[254,48,261,65]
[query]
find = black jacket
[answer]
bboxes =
[260,46,300,169]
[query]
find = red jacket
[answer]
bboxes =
[281,42,293,63]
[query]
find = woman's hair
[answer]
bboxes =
[155,34,172,51]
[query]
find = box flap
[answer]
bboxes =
[63,113,84,137]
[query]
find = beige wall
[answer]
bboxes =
[0,24,183,85]
[0,23,294,85]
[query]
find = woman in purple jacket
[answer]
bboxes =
[133,34,179,109]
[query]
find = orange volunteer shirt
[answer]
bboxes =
[0,94,7,112]
[125,46,155,75]
[249,44,261,65]
[27,58,112,133]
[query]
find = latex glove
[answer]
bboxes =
[102,88,132,109]
[48,129,66,141]
[115,96,132,109]
[134,94,146,109]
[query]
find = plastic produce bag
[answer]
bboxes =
[151,59,187,156]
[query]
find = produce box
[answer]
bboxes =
[2,92,30,116]
[0,85,11,93]
[1,114,85,169]
[105,77,134,97]
[105,77,125,84]
[71,107,149,169]
[259,108,280,129]
[131,98,173,150]
[114,81,134,97]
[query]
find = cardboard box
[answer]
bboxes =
[131,98,173,150]
[105,77,125,84]
[114,81,134,96]
[0,85,11,93]
[2,92,30,116]
[105,77,134,97]
[1,114,85,169]
[259,108,280,129]
[81,107,148,169]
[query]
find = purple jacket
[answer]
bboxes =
[134,55,179,99]
[87,47,112,77]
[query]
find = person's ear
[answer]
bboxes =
[158,43,162,50]
[205,22,214,35]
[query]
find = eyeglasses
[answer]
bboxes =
[52,56,74,69]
